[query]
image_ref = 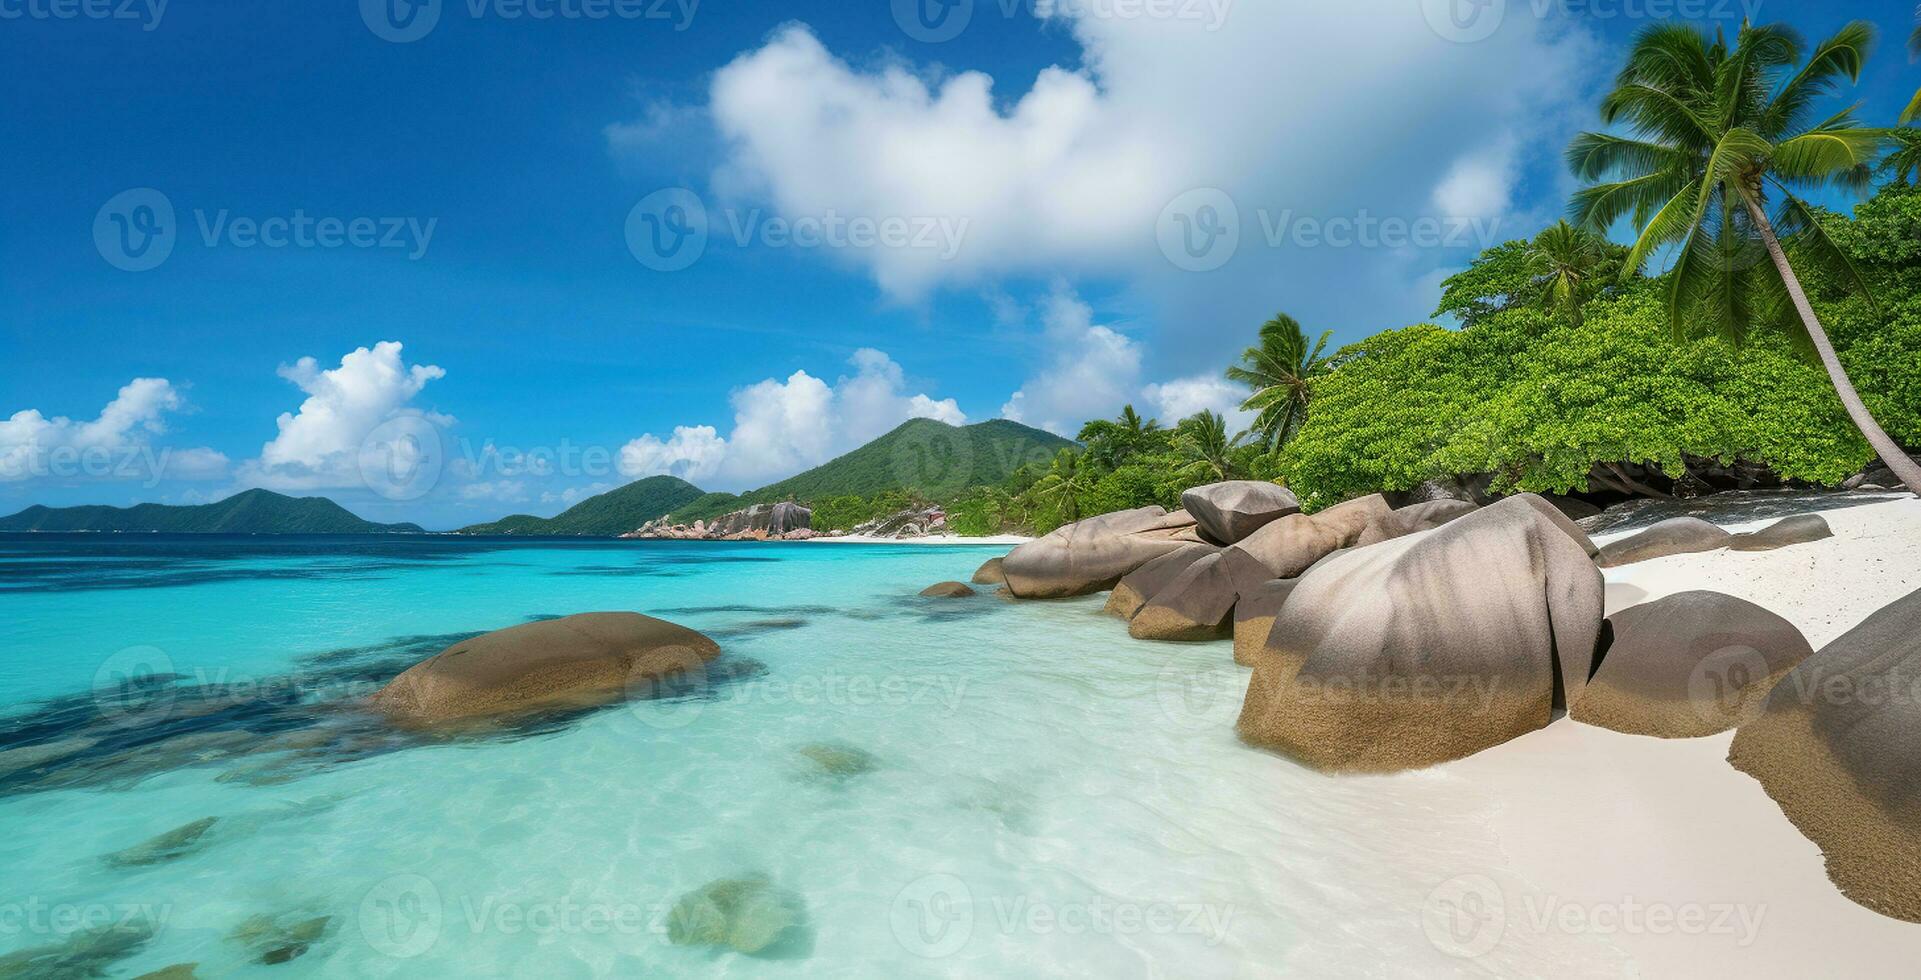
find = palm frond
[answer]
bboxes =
[1761,21,1872,137]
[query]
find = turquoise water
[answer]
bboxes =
[0,534,1529,977]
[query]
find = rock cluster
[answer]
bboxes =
[632,502,817,541]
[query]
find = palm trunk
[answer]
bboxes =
[1744,198,1921,496]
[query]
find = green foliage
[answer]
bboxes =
[1224,314,1334,450]
[460,476,705,536]
[0,489,423,534]
[1435,241,1537,327]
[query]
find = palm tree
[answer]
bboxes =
[1174,410,1246,484]
[1527,220,1615,326]
[1226,314,1333,451]
[1030,449,1094,524]
[1076,405,1162,468]
[1569,21,1920,495]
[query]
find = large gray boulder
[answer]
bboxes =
[1728,587,1921,922]
[1001,507,1195,598]
[1237,496,1605,772]
[1180,481,1300,545]
[1232,577,1299,667]
[1355,499,1479,547]
[1104,544,1218,620]
[1729,515,1834,553]
[1596,516,1730,567]
[1128,552,1238,641]
[370,613,720,727]
[1571,591,1813,737]
[1227,494,1392,579]
[1515,493,1601,557]
[970,557,1007,585]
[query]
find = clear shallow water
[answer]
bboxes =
[0,534,1583,978]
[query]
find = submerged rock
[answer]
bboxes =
[918,582,977,598]
[104,816,220,868]
[1596,516,1730,567]
[1728,514,1834,552]
[1571,591,1813,737]
[667,874,807,955]
[1728,587,1921,922]
[795,742,879,781]
[132,965,200,980]
[970,557,1006,585]
[1238,496,1604,772]
[370,613,720,727]
[228,913,332,965]
[0,922,154,978]
[1180,481,1300,545]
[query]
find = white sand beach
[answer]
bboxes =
[1422,495,1921,975]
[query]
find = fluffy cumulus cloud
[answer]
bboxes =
[238,342,451,490]
[1000,286,1143,437]
[0,379,227,484]
[1140,374,1256,432]
[617,349,964,489]
[682,3,1601,369]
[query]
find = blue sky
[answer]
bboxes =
[3,0,1918,529]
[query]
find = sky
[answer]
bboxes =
[3,0,1918,530]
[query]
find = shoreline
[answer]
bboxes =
[802,532,1033,545]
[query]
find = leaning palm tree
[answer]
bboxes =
[1030,449,1094,524]
[1174,410,1245,484]
[1905,6,1920,124]
[1569,20,1920,494]
[1527,220,1614,326]
[1226,314,1333,451]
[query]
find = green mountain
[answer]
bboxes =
[0,489,424,534]
[458,475,704,536]
[669,419,1076,522]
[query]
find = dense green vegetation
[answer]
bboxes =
[458,475,704,536]
[0,489,424,534]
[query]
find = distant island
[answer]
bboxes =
[0,489,424,534]
[458,476,706,537]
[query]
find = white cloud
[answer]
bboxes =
[1141,375,1256,432]
[999,285,1143,437]
[0,378,228,484]
[616,348,964,490]
[680,5,1601,369]
[238,342,450,490]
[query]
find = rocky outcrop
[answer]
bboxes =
[370,613,721,727]
[1516,493,1602,557]
[1596,516,1731,567]
[1571,591,1813,737]
[919,581,977,598]
[1228,494,1393,579]
[1237,496,1605,772]
[1354,499,1478,547]
[1128,552,1238,641]
[1179,481,1300,545]
[633,502,816,541]
[1104,544,1218,620]
[1001,507,1195,599]
[1729,514,1834,552]
[971,557,1006,585]
[1232,577,1299,667]
[1728,587,1921,922]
